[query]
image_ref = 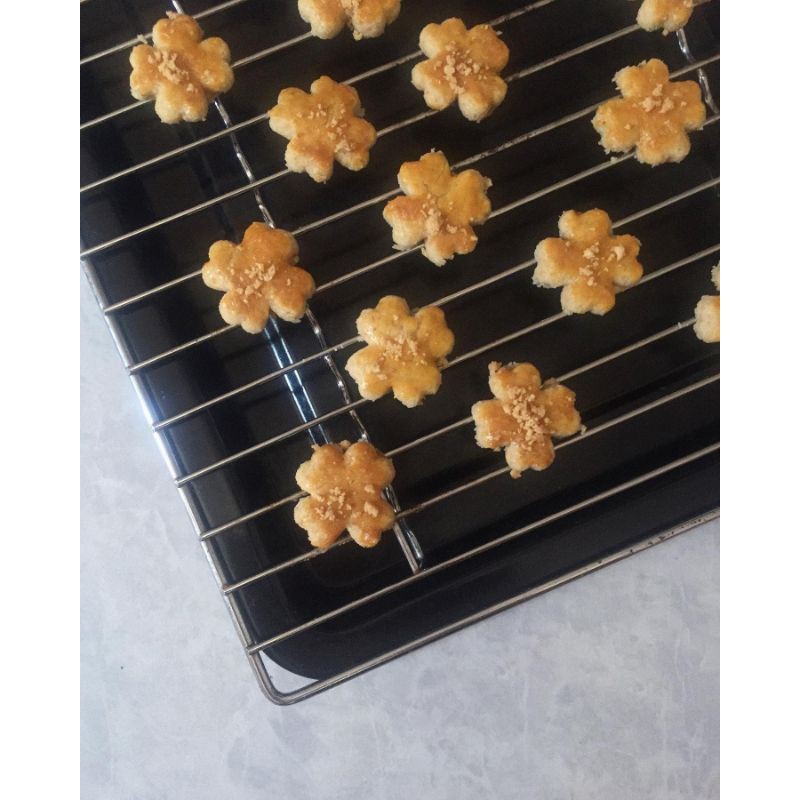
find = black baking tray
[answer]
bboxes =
[81,0,719,690]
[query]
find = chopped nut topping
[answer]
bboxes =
[363,501,379,517]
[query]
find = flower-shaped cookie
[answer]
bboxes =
[129,13,234,123]
[411,18,510,122]
[472,362,582,478]
[592,58,707,166]
[533,209,643,315]
[383,150,492,266]
[294,440,396,548]
[635,0,694,35]
[202,223,315,333]
[298,0,401,40]
[694,264,720,343]
[268,76,377,183]
[345,296,455,408]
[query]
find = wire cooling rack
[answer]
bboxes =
[80,0,720,703]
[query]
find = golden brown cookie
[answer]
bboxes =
[267,76,377,183]
[411,18,510,122]
[635,0,694,34]
[694,264,720,343]
[298,0,401,40]
[592,58,706,166]
[383,150,492,266]
[294,440,396,548]
[345,296,455,408]
[129,12,234,123]
[202,223,315,333]
[472,362,581,478]
[533,209,643,315]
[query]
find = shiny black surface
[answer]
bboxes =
[81,0,719,680]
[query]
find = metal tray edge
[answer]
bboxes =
[251,506,720,704]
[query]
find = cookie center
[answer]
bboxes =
[420,193,462,238]
[378,324,428,369]
[232,254,279,303]
[442,44,486,93]
[577,240,625,287]
[504,387,551,447]
[319,486,353,522]
[304,101,350,147]
[637,83,684,116]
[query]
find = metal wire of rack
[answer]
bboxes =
[81,0,720,703]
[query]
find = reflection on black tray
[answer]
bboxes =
[80,0,720,700]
